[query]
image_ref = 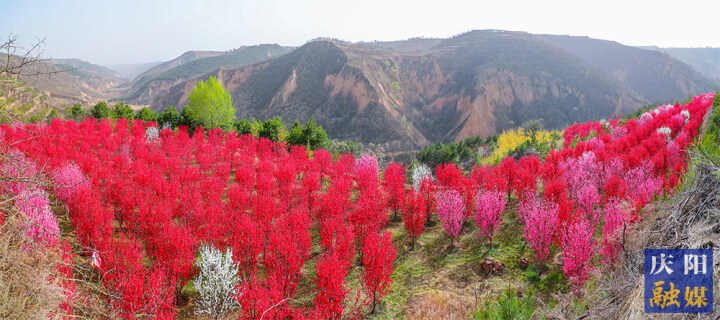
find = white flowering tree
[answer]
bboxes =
[193,245,240,319]
[411,164,432,190]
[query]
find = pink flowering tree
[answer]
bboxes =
[577,183,600,221]
[520,196,558,263]
[354,154,379,176]
[16,189,60,246]
[600,199,627,262]
[474,190,506,245]
[435,189,466,248]
[51,162,88,203]
[0,149,39,194]
[562,217,597,288]
[624,160,663,208]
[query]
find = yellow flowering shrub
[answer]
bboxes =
[481,128,558,165]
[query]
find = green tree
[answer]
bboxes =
[135,107,159,122]
[521,119,544,144]
[184,76,235,129]
[287,120,303,143]
[113,102,134,120]
[287,118,328,150]
[259,116,287,141]
[91,101,112,119]
[234,119,254,135]
[179,107,201,129]
[160,105,179,128]
[66,103,85,122]
[46,109,59,123]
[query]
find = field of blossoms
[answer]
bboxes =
[0,92,715,319]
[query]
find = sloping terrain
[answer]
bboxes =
[539,35,716,103]
[151,31,658,149]
[645,46,720,81]
[1,55,126,105]
[122,44,294,104]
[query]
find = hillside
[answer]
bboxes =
[0,93,714,319]
[539,35,716,103]
[645,46,720,81]
[122,44,293,104]
[53,58,124,81]
[151,30,656,150]
[1,55,127,107]
[358,37,443,53]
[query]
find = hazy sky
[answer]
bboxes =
[1,0,718,66]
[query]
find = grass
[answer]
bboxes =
[354,198,566,319]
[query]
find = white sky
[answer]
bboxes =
[1,0,718,65]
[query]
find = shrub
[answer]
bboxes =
[193,245,240,319]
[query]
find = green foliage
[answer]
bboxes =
[701,93,720,151]
[22,87,32,92]
[185,76,235,129]
[39,95,47,101]
[391,81,401,92]
[91,101,112,119]
[179,106,202,129]
[28,115,41,123]
[46,109,59,123]
[31,93,38,98]
[234,119,257,135]
[113,102,134,120]
[17,102,33,114]
[160,105,180,128]
[521,119,544,143]
[135,107,159,122]
[523,266,566,294]
[258,116,287,142]
[66,103,85,122]
[417,135,484,170]
[473,287,535,320]
[286,118,329,150]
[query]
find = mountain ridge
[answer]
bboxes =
[151,30,704,150]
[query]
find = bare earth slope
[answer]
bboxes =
[150,31,715,150]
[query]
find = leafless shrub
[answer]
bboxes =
[406,290,474,320]
[0,212,66,319]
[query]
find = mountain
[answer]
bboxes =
[358,38,442,53]
[0,55,127,105]
[107,61,163,80]
[53,58,124,81]
[643,47,720,81]
[151,30,676,150]
[121,45,294,104]
[538,35,716,103]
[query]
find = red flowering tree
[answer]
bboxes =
[383,162,407,221]
[360,231,397,314]
[403,189,426,249]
